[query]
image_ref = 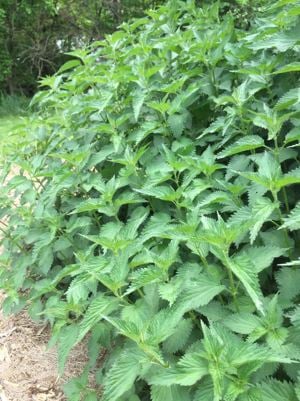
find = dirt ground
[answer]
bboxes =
[0,168,101,401]
[0,292,95,401]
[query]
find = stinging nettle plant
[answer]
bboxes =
[1,0,300,400]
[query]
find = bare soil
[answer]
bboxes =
[0,169,100,401]
[0,292,93,401]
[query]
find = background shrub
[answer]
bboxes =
[1,0,300,400]
[0,0,165,95]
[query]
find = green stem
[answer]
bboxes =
[274,138,290,214]
[92,212,101,229]
[272,191,292,259]
[0,226,23,251]
[282,186,290,214]
[189,311,202,330]
[223,251,239,312]
[210,66,218,97]
[195,244,209,269]
[200,254,209,269]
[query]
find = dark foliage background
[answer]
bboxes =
[0,0,269,96]
[0,0,165,95]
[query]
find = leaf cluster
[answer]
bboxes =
[1,0,300,400]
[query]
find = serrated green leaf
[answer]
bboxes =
[57,324,79,374]
[255,378,298,401]
[167,114,186,137]
[77,295,119,343]
[151,385,191,401]
[228,255,264,313]
[276,268,300,304]
[163,318,193,353]
[103,350,144,401]
[250,197,278,243]
[280,202,300,230]
[273,62,300,74]
[149,352,209,386]
[133,89,146,122]
[223,313,262,334]
[217,136,264,158]
[174,275,225,315]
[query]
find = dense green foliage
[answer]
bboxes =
[1,0,300,400]
[0,0,164,95]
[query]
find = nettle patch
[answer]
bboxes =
[1,1,300,400]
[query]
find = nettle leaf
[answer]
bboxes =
[273,62,300,74]
[276,268,300,305]
[145,308,184,345]
[275,88,300,111]
[200,324,226,400]
[193,378,215,401]
[123,206,149,239]
[223,313,262,335]
[228,254,264,313]
[74,199,111,213]
[167,114,186,137]
[133,89,146,122]
[149,352,209,386]
[126,266,166,294]
[249,197,279,244]
[198,190,232,209]
[163,318,193,353]
[86,145,115,168]
[57,324,79,374]
[277,167,300,189]
[200,215,245,249]
[135,185,179,202]
[251,378,298,401]
[284,126,300,144]
[249,23,300,52]
[237,152,283,190]
[280,202,300,230]
[241,246,286,273]
[158,276,183,306]
[151,385,191,401]
[174,275,225,315]
[217,136,265,159]
[140,212,173,241]
[103,349,146,401]
[77,295,119,343]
